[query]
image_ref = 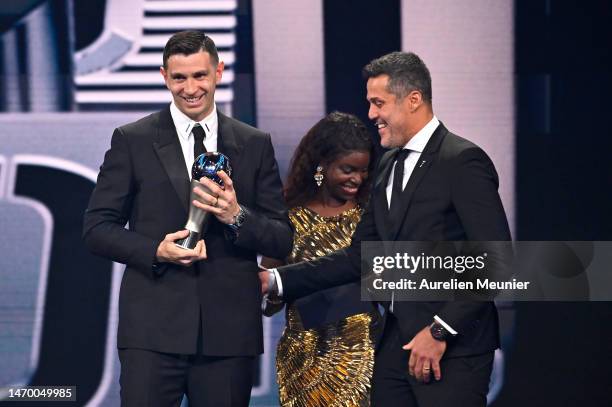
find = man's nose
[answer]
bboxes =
[184,78,197,94]
[368,105,377,121]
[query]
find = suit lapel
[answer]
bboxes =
[217,112,243,183]
[153,105,190,214]
[388,123,448,240]
[373,150,397,240]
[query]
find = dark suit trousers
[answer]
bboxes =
[371,314,493,407]
[119,348,255,407]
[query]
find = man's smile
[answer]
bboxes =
[182,94,204,105]
[375,121,388,129]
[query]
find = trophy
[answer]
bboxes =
[175,152,232,249]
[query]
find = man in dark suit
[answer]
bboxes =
[261,51,511,406]
[83,31,293,406]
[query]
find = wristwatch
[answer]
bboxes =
[227,205,246,233]
[430,321,451,341]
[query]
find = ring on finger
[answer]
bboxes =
[214,196,219,207]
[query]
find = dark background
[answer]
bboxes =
[496,1,612,405]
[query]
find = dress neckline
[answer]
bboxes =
[298,205,361,221]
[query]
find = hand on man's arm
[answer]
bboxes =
[258,269,270,294]
[258,267,286,315]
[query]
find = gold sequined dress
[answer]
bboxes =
[276,206,376,407]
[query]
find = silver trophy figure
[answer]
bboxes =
[175,152,232,250]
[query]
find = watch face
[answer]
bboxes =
[431,323,447,340]
[235,208,246,225]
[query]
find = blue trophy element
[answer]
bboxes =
[192,152,232,186]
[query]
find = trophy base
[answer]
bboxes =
[175,230,201,250]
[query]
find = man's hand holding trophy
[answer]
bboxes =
[189,155,241,227]
[155,152,233,266]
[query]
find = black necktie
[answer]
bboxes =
[388,149,410,215]
[193,124,207,160]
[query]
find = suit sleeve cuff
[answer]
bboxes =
[151,242,168,276]
[434,315,458,335]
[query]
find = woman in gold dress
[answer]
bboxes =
[263,112,379,407]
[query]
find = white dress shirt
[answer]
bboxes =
[169,102,219,178]
[385,116,440,208]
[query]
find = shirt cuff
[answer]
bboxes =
[269,268,283,297]
[434,315,458,335]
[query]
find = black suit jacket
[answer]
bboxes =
[279,123,511,358]
[83,106,293,356]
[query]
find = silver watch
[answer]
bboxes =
[229,205,246,229]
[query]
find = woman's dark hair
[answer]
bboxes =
[284,111,374,208]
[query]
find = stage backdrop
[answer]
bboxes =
[0,1,514,405]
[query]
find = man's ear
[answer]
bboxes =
[407,90,423,112]
[160,66,170,89]
[215,61,225,82]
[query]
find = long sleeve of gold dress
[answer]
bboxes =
[276,206,377,407]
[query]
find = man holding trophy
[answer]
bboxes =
[83,31,293,406]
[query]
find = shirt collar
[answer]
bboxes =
[403,116,440,153]
[170,102,218,141]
